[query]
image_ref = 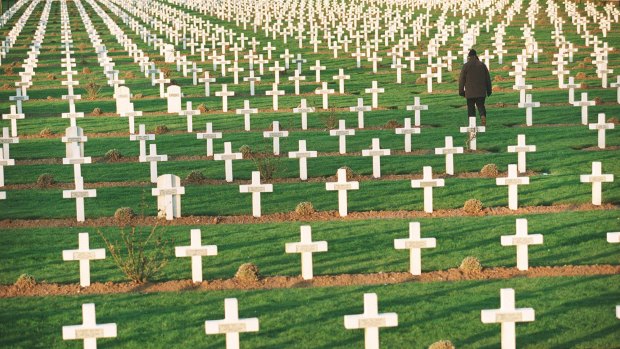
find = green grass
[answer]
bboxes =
[0,275,619,348]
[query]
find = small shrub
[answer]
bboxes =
[493,75,504,82]
[492,85,502,92]
[384,119,402,129]
[91,107,102,115]
[607,117,619,124]
[594,97,602,105]
[36,173,55,188]
[429,340,456,349]
[155,125,169,134]
[480,163,499,177]
[575,72,586,79]
[133,93,143,99]
[114,207,135,226]
[580,82,589,89]
[577,62,586,69]
[85,81,101,100]
[2,83,10,89]
[197,103,208,113]
[161,67,171,78]
[39,127,53,137]
[415,77,426,84]
[124,71,136,79]
[185,170,206,183]
[3,66,14,75]
[235,263,260,282]
[295,202,315,216]
[47,96,54,100]
[253,155,281,181]
[463,199,483,214]
[104,149,123,162]
[323,106,338,129]
[47,73,56,80]
[459,256,482,273]
[14,274,36,290]
[82,67,92,74]
[501,65,511,71]
[78,42,88,52]
[583,57,592,63]
[339,166,357,181]
[239,145,252,158]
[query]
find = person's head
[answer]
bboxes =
[468,49,477,60]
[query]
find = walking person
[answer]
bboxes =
[459,49,492,126]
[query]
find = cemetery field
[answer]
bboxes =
[0,0,619,348]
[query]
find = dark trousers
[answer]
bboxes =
[467,97,486,117]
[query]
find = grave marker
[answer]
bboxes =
[459,117,485,150]
[588,113,615,149]
[572,92,595,125]
[365,81,384,109]
[481,288,535,349]
[326,168,359,217]
[239,171,273,217]
[62,303,117,349]
[406,97,428,126]
[263,121,289,155]
[394,222,436,275]
[580,161,614,205]
[501,219,543,271]
[165,85,182,113]
[285,225,328,279]
[152,174,185,220]
[62,176,96,222]
[329,120,355,154]
[175,229,218,283]
[205,298,259,349]
[349,98,371,129]
[507,135,536,173]
[434,136,463,175]
[293,99,314,130]
[344,293,398,349]
[288,140,317,180]
[361,138,391,178]
[62,232,105,287]
[496,164,530,210]
[140,144,167,183]
[214,142,243,182]
[411,166,444,213]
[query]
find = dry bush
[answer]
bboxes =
[594,97,602,105]
[185,170,206,183]
[85,81,101,100]
[161,67,171,78]
[607,117,619,124]
[82,67,92,74]
[501,65,511,71]
[36,173,55,188]
[197,103,208,113]
[295,202,315,216]
[253,155,281,181]
[239,145,252,158]
[384,119,402,129]
[91,107,102,115]
[14,274,36,291]
[575,72,586,79]
[415,77,426,84]
[155,125,169,134]
[114,207,136,226]
[339,166,358,181]
[104,149,123,162]
[492,85,502,92]
[3,66,14,75]
[124,71,136,79]
[463,199,483,214]
[235,263,260,282]
[428,340,456,349]
[39,127,53,137]
[47,73,56,80]
[323,106,338,129]
[493,75,504,82]
[480,163,499,177]
[459,256,482,273]
[583,57,592,63]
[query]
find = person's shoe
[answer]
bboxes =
[481,115,487,126]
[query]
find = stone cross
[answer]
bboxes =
[367,51,383,73]
[459,117,486,150]
[496,164,530,210]
[289,69,305,95]
[350,98,371,129]
[152,174,185,220]
[62,303,117,349]
[329,120,356,154]
[239,171,273,217]
[411,166,445,213]
[588,113,615,149]
[344,293,398,349]
[130,124,155,159]
[406,97,428,126]
[190,62,203,85]
[394,222,436,275]
[228,61,243,85]
[481,288,535,349]
[580,161,614,206]
[0,151,15,187]
[263,121,289,155]
[333,68,350,93]
[285,225,328,279]
[564,76,580,104]
[434,136,464,175]
[175,229,218,283]
[507,135,536,173]
[216,84,235,112]
[2,105,24,137]
[199,71,216,97]
[205,298,259,349]
[293,54,307,72]
[9,88,28,114]
[179,101,200,132]
[501,219,543,271]
[196,123,223,157]
[63,176,96,222]
[266,83,285,111]
[293,99,314,130]
[310,60,326,82]
[365,81,384,109]
[62,232,105,287]
[153,72,171,98]
[315,82,335,110]
[421,67,436,93]
[395,118,421,152]
[243,70,260,96]
[165,85,182,113]
[610,75,620,104]
[512,79,532,105]
[214,142,243,182]
[113,85,132,115]
[362,138,391,178]
[236,100,258,131]
[326,168,359,217]
[517,94,540,126]
[120,107,142,135]
[573,92,595,125]
[140,144,168,183]
[288,140,317,181]
[268,61,285,84]
[391,58,407,83]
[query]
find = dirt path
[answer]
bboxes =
[2,264,618,298]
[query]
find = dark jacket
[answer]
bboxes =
[459,56,492,98]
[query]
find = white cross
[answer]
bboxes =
[196,122,222,157]
[228,61,244,85]
[507,135,536,173]
[62,232,105,287]
[263,41,276,59]
[266,83,285,111]
[395,118,421,153]
[293,99,314,130]
[236,100,258,131]
[481,288,535,349]
[512,79,532,105]
[268,60,285,85]
[517,94,540,126]
[120,107,142,135]
[580,161,614,206]
[130,124,155,159]
[501,219,543,271]
[367,51,383,73]
[285,225,328,279]
[263,121,289,155]
[179,101,200,132]
[205,298,259,349]
[309,60,326,82]
[62,303,117,349]
[199,71,216,97]
[216,84,235,112]
[563,76,580,104]
[190,62,203,85]
[140,144,168,183]
[152,174,185,220]
[421,67,436,93]
[365,81,384,109]
[434,136,463,175]
[214,142,243,182]
[9,88,28,114]
[405,97,428,126]
[315,82,335,110]
[63,176,97,222]
[588,113,615,149]
[333,68,350,93]
[390,58,407,84]
[394,222,436,275]
[289,69,305,95]
[572,92,595,125]
[362,138,391,178]
[326,168,359,217]
[243,70,260,96]
[292,53,307,72]
[239,171,273,218]
[153,72,170,98]
[1,105,24,137]
[411,166,445,213]
[459,117,485,150]
[350,98,371,129]
[329,120,356,154]
[175,229,218,283]
[344,293,398,349]
[496,164,530,210]
[0,151,14,187]
[288,140,317,181]
[610,75,620,104]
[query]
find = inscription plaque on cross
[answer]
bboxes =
[285,225,328,279]
[62,232,105,287]
[62,303,117,349]
[394,222,436,275]
[481,288,535,349]
[344,293,398,349]
[205,298,259,349]
[175,229,218,283]
[501,219,543,271]
[411,166,445,213]
[580,161,614,206]
[239,171,273,217]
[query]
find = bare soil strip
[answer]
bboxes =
[2,265,618,298]
[0,203,616,229]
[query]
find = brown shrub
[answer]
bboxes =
[104,149,123,162]
[463,199,483,214]
[493,75,504,82]
[295,202,315,216]
[239,145,252,158]
[384,119,402,129]
[82,67,92,74]
[114,207,135,225]
[235,263,260,282]
[415,77,426,84]
[36,173,55,188]
[14,274,36,291]
[492,85,502,92]
[39,127,53,137]
[429,340,456,349]
[91,107,102,115]
[459,256,482,273]
[185,170,206,183]
[607,117,619,124]
[480,163,499,177]
[501,65,511,71]
[594,97,602,105]
[197,103,208,113]
[124,71,136,79]
[575,72,586,79]
[133,93,143,99]
[583,57,592,63]
[155,125,169,134]
[47,73,56,80]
